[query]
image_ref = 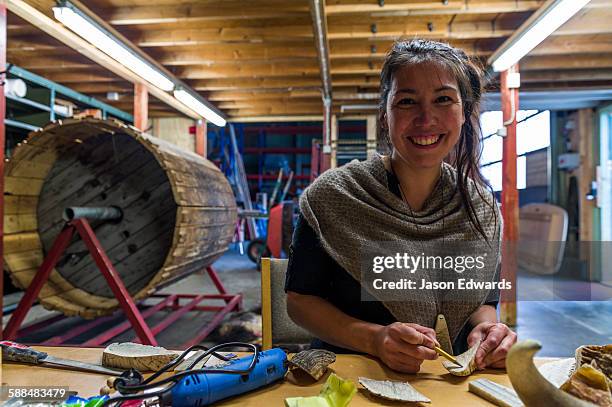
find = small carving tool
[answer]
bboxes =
[0,340,123,375]
[434,345,462,367]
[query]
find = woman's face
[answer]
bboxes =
[383,61,464,170]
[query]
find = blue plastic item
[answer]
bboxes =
[167,348,287,406]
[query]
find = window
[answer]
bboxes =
[479,110,549,191]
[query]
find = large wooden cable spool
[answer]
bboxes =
[3,118,237,318]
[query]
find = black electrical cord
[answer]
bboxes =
[101,342,259,407]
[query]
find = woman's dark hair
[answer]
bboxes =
[378,39,496,241]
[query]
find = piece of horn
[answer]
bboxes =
[506,340,596,407]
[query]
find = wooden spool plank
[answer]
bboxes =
[9,160,53,179]
[7,268,67,298]
[174,184,234,207]
[161,246,229,275]
[162,158,224,183]
[8,263,76,293]
[5,176,44,196]
[176,207,236,227]
[4,232,41,253]
[175,225,232,251]
[170,233,232,265]
[177,227,226,245]
[5,196,37,215]
[9,267,123,316]
[4,251,44,272]
[5,214,37,234]
[10,143,57,166]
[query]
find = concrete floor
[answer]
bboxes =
[3,245,611,356]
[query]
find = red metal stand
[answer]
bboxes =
[4,219,242,348]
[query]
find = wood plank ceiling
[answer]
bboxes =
[7,0,612,120]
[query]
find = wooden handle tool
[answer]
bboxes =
[434,346,462,367]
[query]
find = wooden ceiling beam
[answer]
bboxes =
[207,90,321,101]
[9,54,91,69]
[187,76,380,91]
[521,54,612,70]
[552,7,612,36]
[531,34,612,56]
[334,91,380,100]
[108,100,170,108]
[218,100,323,109]
[102,3,310,25]
[27,69,122,83]
[100,1,543,25]
[331,60,383,75]
[188,77,323,91]
[54,82,132,94]
[174,62,322,79]
[154,46,318,65]
[226,107,331,117]
[325,1,542,16]
[7,33,63,48]
[330,38,498,58]
[7,41,59,52]
[132,26,313,47]
[328,21,513,40]
[149,110,188,117]
[135,28,294,47]
[229,115,325,122]
[520,80,612,91]
[7,42,64,53]
[129,17,517,47]
[521,69,612,82]
[173,57,500,80]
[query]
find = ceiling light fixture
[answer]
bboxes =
[53,0,175,91]
[488,0,591,72]
[174,88,226,127]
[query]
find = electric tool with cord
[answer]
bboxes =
[102,342,287,407]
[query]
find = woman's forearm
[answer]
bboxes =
[468,304,498,327]
[286,291,382,355]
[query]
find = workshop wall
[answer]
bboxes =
[151,117,195,153]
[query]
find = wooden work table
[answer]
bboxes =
[1,346,549,406]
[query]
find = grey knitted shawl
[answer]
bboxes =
[299,154,502,340]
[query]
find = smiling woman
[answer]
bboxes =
[285,39,516,375]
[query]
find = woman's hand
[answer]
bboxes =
[467,322,517,369]
[373,322,439,373]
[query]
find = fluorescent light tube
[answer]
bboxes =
[490,0,591,72]
[340,104,377,112]
[174,88,226,127]
[53,3,175,91]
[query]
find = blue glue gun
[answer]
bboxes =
[165,348,287,406]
